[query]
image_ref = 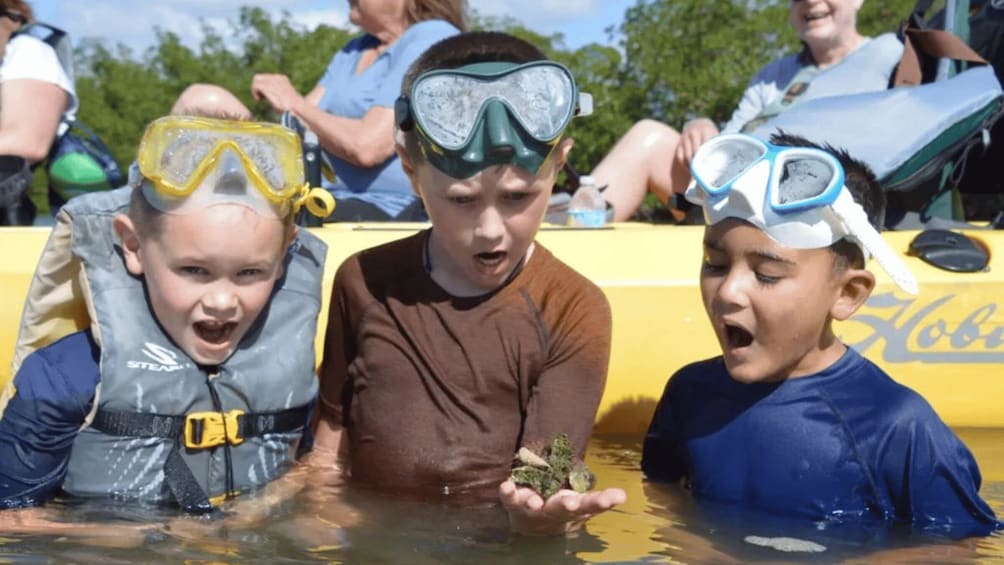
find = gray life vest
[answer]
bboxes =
[60,187,325,511]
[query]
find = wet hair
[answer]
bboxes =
[770,131,885,271]
[398,31,548,162]
[0,0,32,24]
[406,0,467,32]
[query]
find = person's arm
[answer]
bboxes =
[0,336,171,545]
[249,69,394,169]
[674,118,720,166]
[0,78,67,162]
[296,102,396,170]
[877,396,1001,537]
[307,258,358,474]
[499,283,626,535]
[269,22,457,171]
[640,373,687,484]
[0,335,98,507]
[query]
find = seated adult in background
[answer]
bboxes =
[0,0,76,225]
[593,0,902,221]
[174,0,464,222]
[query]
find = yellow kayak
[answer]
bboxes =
[3,223,1002,432]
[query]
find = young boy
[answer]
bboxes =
[0,116,334,514]
[307,31,626,535]
[641,132,1001,536]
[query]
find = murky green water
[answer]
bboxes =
[1,431,1001,563]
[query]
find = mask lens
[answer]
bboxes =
[154,129,219,188]
[776,156,835,203]
[227,132,289,192]
[692,137,767,194]
[412,73,487,149]
[410,63,576,150]
[496,65,574,141]
[770,149,842,213]
[140,119,300,197]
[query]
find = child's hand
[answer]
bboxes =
[0,507,158,548]
[498,479,626,536]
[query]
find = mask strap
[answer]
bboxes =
[830,191,919,295]
[291,184,336,218]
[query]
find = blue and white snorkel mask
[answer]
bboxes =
[685,133,918,295]
[395,61,593,179]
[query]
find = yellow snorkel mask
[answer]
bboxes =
[133,116,336,219]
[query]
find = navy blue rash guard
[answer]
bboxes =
[642,347,1001,537]
[0,331,100,507]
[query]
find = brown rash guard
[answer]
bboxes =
[318,230,612,500]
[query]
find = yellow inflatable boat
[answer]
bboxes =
[2,223,1002,432]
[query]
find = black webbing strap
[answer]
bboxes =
[90,405,309,513]
[237,407,310,438]
[91,405,310,443]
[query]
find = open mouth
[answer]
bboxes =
[475,251,506,267]
[724,323,754,349]
[194,321,237,345]
[805,12,829,21]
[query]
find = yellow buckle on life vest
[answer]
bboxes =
[184,410,244,449]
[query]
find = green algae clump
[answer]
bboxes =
[508,433,595,499]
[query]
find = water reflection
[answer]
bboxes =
[0,434,1001,563]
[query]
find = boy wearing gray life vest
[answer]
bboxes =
[0,116,334,514]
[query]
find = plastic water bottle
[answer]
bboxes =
[567,175,607,227]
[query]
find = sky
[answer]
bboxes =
[32,0,636,55]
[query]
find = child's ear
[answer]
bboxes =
[395,134,427,200]
[831,267,875,321]
[553,137,574,170]
[112,214,144,276]
[395,132,417,182]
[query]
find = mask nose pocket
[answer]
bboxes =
[212,149,249,193]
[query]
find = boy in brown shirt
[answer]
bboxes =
[309,31,626,535]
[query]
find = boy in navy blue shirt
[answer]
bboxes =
[642,132,1000,537]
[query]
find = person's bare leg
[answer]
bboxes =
[591,120,688,221]
[171,84,253,120]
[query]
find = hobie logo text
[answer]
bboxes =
[849,292,1004,363]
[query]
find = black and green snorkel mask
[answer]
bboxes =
[395,61,593,179]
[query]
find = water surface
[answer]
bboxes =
[1,430,1001,563]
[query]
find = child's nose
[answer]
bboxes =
[713,270,752,309]
[201,285,238,316]
[474,205,505,242]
